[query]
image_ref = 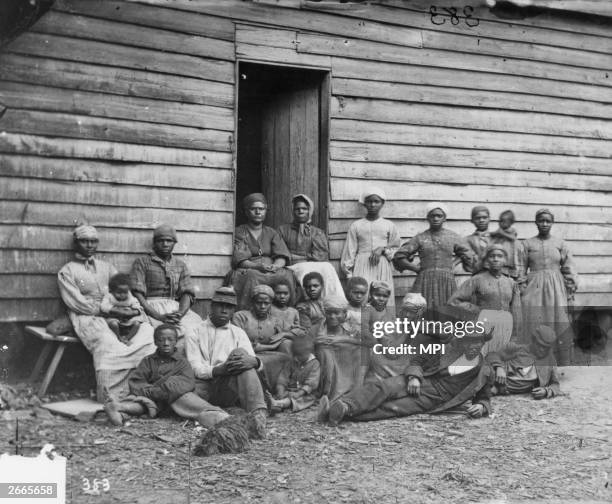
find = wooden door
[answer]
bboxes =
[261,74,321,229]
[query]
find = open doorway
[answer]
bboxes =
[236,62,330,230]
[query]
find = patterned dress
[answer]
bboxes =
[518,235,578,363]
[340,217,400,306]
[58,256,155,401]
[394,229,475,316]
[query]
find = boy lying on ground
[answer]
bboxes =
[486,325,561,399]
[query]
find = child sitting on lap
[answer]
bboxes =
[100,273,146,344]
[267,336,320,414]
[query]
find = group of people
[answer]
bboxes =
[55,189,577,454]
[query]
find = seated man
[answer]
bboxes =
[185,286,268,434]
[486,325,561,399]
[318,316,494,425]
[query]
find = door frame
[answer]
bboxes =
[233,59,331,233]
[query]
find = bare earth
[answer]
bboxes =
[1,367,611,504]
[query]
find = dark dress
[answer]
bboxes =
[227,224,296,310]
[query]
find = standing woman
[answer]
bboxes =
[393,202,475,318]
[518,209,578,365]
[227,193,296,310]
[58,225,155,402]
[340,188,400,306]
[278,194,346,302]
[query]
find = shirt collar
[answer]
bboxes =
[150,251,173,264]
[154,349,179,360]
[75,253,96,264]
[206,317,231,330]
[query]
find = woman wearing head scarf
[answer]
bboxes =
[232,284,294,390]
[393,202,475,318]
[227,193,296,310]
[448,244,522,355]
[278,194,347,303]
[340,187,401,307]
[130,224,204,350]
[57,225,155,402]
[517,209,578,365]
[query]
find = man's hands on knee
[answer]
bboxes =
[226,349,258,375]
[406,377,421,397]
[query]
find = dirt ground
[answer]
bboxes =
[1,366,611,504]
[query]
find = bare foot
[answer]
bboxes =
[103,397,124,426]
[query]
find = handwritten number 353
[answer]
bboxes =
[430,5,480,27]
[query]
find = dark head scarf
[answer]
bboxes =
[471,205,490,219]
[535,208,554,222]
[243,193,267,212]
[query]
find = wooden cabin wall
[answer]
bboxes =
[1,0,611,321]
[0,0,237,321]
[149,0,611,307]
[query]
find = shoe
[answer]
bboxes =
[328,400,349,427]
[317,395,330,423]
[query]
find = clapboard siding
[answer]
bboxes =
[2,0,612,322]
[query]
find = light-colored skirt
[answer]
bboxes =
[478,309,513,355]
[288,261,347,304]
[352,253,395,306]
[145,298,203,352]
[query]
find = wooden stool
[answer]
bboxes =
[25,326,81,397]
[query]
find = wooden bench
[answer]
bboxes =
[25,326,81,397]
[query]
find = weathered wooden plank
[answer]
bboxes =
[328,238,612,260]
[327,218,612,242]
[332,58,612,105]
[53,0,235,41]
[331,141,612,178]
[0,275,223,299]
[378,0,612,39]
[0,299,64,322]
[298,33,612,87]
[0,225,233,255]
[0,82,234,131]
[6,32,235,83]
[0,110,233,152]
[332,119,612,160]
[331,97,612,140]
[329,200,612,225]
[1,250,230,276]
[332,77,612,120]
[0,177,234,212]
[235,24,298,49]
[237,43,331,68]
[330,178,612,208]
[330,160,612,193]
[0,155,233,191]
[33,11,235,61]
[0,54,235,108]
[0,134,233,167]
[0,201,233,232]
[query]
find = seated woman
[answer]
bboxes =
[447,244,522,355]
[57,225,155,402]
[278,194,346,302]
[130,224,203,351]
[228,193,296,310]
[315,297,369,401]
[232,285,293,390]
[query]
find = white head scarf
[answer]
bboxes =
[426,202,449,218]
[359,187,387,205]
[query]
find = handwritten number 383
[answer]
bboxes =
[430,5,480,27]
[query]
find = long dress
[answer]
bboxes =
[232,309,292,390]
[227,225,297,310]
[394,229,475,317]
[58,256,156,402]
[518,235,578,364]
[340,217,400,306]
[278,222,347,303]
[447,270,522,354]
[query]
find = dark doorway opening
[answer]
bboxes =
[236,62,330,230]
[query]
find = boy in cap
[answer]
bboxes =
[319,308,494,425]
[130,224,203,349]
[486,325,561,399]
